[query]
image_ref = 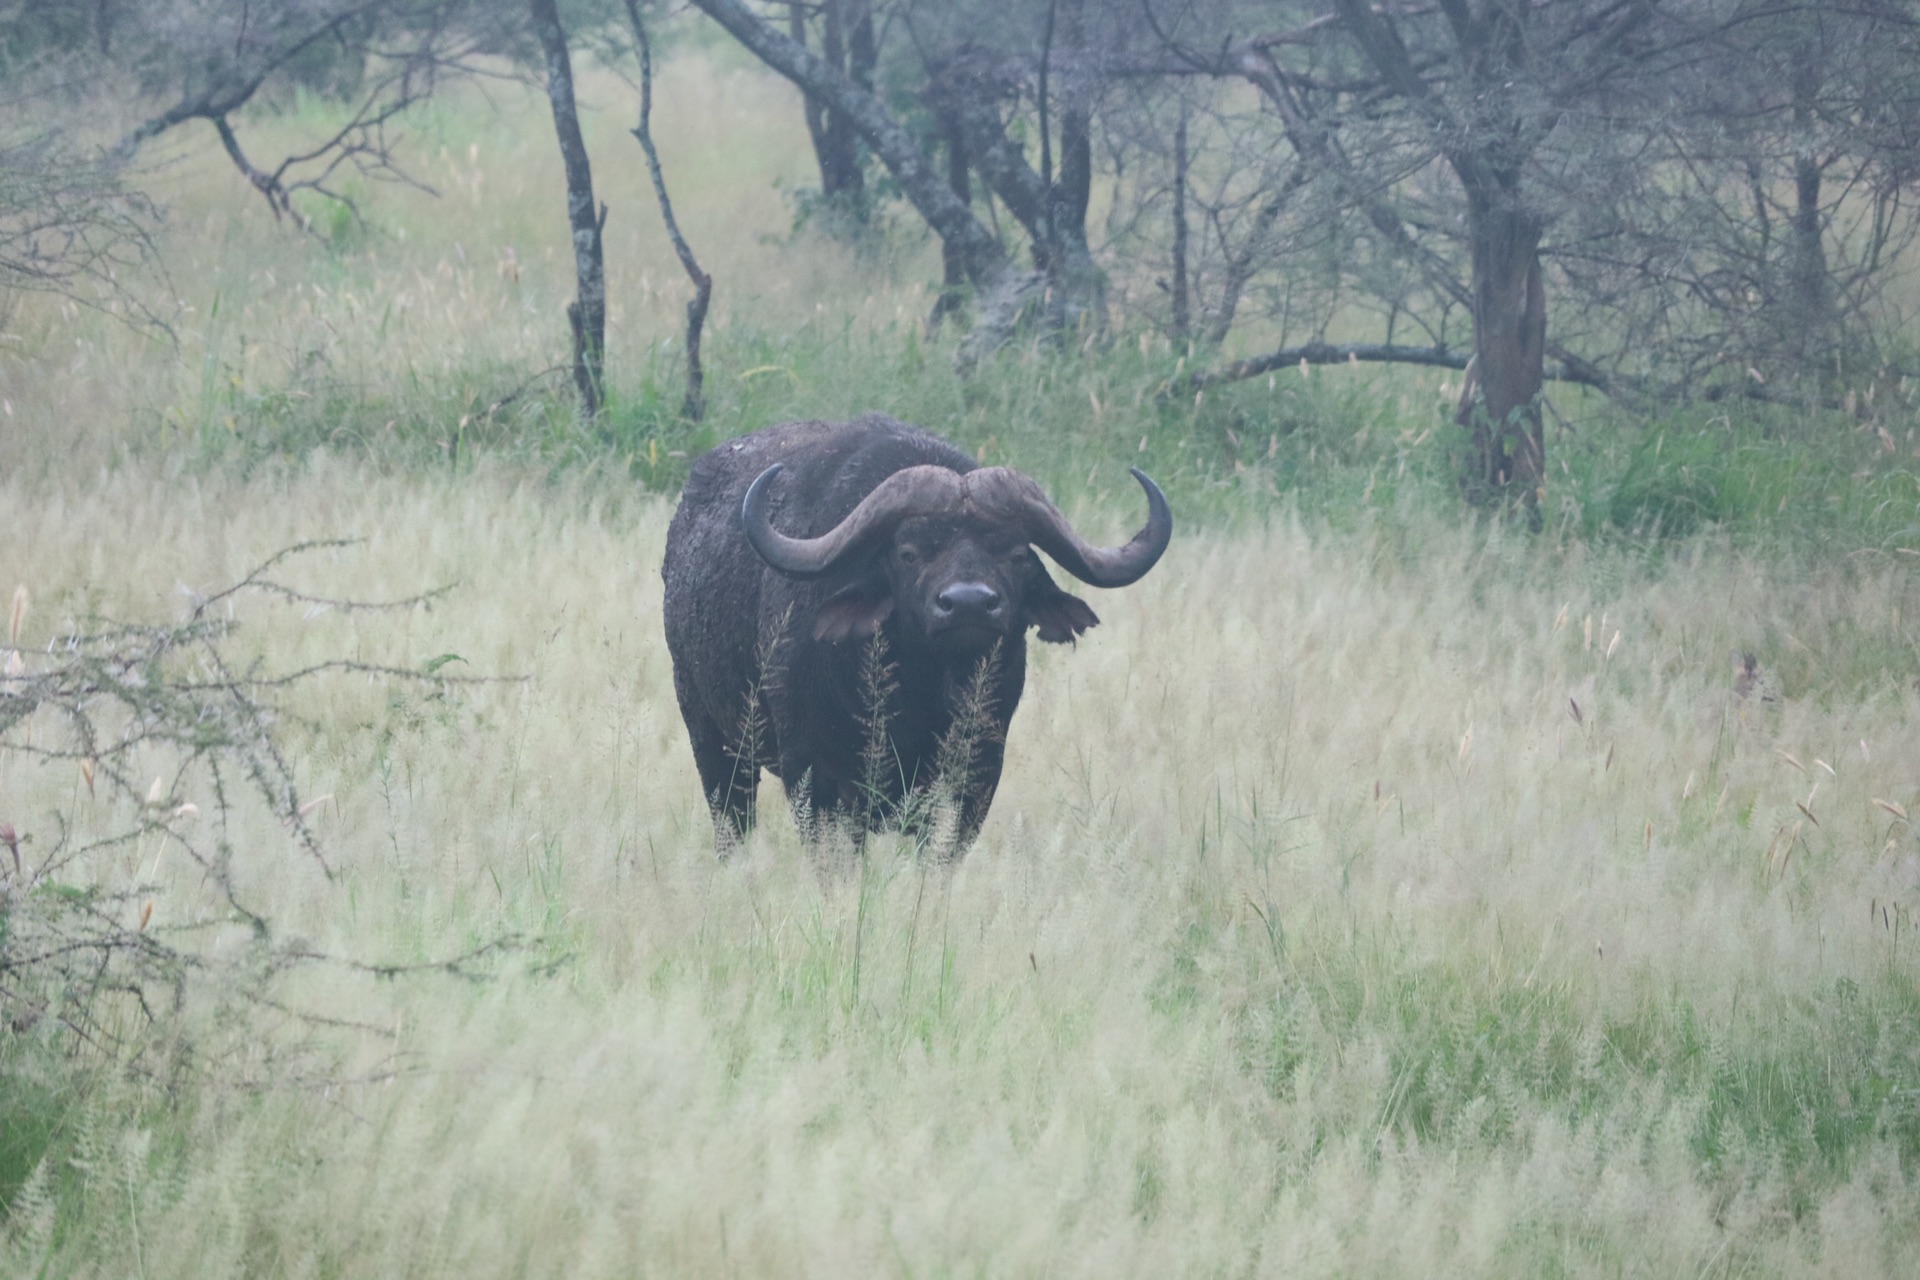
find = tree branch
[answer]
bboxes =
[1180,341,1614,395]
[625,0,713,421]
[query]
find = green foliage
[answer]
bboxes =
[1548,399,1920,552]
[1233,943,1920,1200]
[0,1067,66,1212]
[159,311,1920,567]
[1605,425,1729,537]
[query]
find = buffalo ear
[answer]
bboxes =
[813,580,895,642]
[1029,586,1100,644]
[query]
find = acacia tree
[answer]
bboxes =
[1158,0,1686,507]
[918,0,1112,334]
[2,2,515,326]
[625,0,713,420]
[19,0,619,418]
[1553,0,1920,391]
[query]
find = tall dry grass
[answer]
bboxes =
[1,459,1917,1276]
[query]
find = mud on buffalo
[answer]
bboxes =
[662,414,1172,851]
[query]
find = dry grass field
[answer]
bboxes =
[3,38,1920,1279]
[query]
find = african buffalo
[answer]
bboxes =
[661,414,1171,851]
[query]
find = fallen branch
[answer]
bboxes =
[1178,341,1615,396]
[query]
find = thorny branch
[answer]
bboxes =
[0,131,167,328]
[0,542,526,1073]
[114,2,500,236]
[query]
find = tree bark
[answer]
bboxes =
[1456,193,1546,509]
[930,102,972,328]
[530,0,606,418]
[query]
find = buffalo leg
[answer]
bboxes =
[947,740,1005,853]
[685,712,758,844]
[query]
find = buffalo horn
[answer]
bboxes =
[742,463,965,577]
[967,467,1172,588]
[743,461,1171,588]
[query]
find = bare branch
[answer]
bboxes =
[1179,340,1614,395]
[0,131,167,327]
[1,541,521,1076]
[625,0,714,421]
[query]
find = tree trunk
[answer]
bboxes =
[789,4,833,189]
[790,1,871,213]
[530,0,605,418]
[1787,153,1828,368]
[692,0,1032,373]
[846,1,877,168]
[1048,100,1101,330]
[1331,0,1550,509]
[1456,189,1546,510]
[930,103,972,328]
[1170,111,1190,343]
[1785,42,1831,376]
[1042,0,1103,333]
[1054,106,1091,240]
[934,82,1105,333]
[817,1,861,198]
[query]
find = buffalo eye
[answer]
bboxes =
[895,545,920,566]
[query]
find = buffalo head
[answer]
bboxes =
[740,463,1172,657]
